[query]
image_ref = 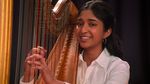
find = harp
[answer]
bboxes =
[32,0,79,84]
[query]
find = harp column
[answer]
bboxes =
[0,0,13,83]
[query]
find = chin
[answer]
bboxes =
[79,44,89,49]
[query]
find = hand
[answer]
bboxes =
[22,46,46,82]
[23,46,64,84]
[24,46,55,83]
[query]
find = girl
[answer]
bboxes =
[20,0,130,84]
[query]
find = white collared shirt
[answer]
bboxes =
[77,48,130,84]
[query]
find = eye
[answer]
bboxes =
[89,23,97,27]
[76,22,83,28]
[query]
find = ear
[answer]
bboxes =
[104,28,112,39]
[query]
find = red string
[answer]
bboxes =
[36,0,41,47]
[44,0,49,49]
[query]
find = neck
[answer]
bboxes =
[83,45,103,66]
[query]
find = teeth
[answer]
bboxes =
[80,36,90,40]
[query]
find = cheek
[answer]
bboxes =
[93,30,105,41]
[75,28,80,37]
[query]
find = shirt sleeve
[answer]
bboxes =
[19,76,34,84]
[64,82,70,84]
[105,60,130,84]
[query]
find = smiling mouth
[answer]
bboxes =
[79,36,91,41]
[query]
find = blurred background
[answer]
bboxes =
[8,0,150,84]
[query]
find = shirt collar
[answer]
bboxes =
[78,52,85,65]
[79,48,111,70]
[95,48,111,70]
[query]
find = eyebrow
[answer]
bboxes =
[77,18,98,22]
[88,18,98,22]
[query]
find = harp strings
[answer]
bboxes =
[32,0,78,83]
[33,0,52,49]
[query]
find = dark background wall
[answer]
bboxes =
[10,0,150,84]
[106,0,150,84]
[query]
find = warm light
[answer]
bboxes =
[52,0,67,14]
[0,0,13,84]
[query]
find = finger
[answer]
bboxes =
[31,47,43,54]
[35,64,47,71]
[37,46,44,50]
[29,61,40,68]
[31,48,38,54]
[30,59,46,70]
[40,50,47,57]
[26,54,45,62]
[33,65,43,70]
[25,54,32,63]
[32,61,42,67]
[37,46,47,56]
[28,57,46,65]
[33,57,46,66]
[27,48,36,57]
[25,54,46,69]
[39,57,46,65]
[26,59,41,68]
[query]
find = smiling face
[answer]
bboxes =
[76,9,111,50]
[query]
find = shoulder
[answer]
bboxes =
[108,56,130,71]
[101,48,130,72]
[104,56,130,83]
[97,48,130,83]
[107,56,130,78]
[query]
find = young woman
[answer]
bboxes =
[20,0,130,84]
[75,1,130,84]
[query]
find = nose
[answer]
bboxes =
[80,24,88,33]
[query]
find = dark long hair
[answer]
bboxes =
[78,0,123,58]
